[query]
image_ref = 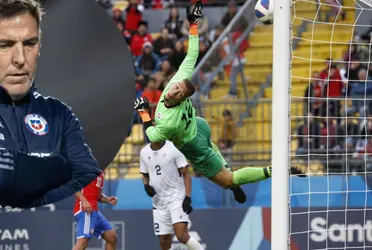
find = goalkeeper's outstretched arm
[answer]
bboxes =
[134,2,203,143]
[163,1,203,92]
[138,25,199,143]
[166,26,199,85]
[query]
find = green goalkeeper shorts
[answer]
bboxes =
[180,117,227,179]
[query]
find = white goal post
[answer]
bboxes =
[272,0,372,249]
[271,0,291,248]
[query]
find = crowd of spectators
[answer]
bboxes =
[297,29,372,170]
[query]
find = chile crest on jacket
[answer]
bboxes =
[24,114,49,136]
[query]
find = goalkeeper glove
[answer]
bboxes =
[134,97,150,112]
[134,97,152,126]
[182,196,193,214]
[186,0,203,25]
[144,184,156,197]
[289,165,306,177]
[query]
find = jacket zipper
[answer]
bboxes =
[11,102,20,151]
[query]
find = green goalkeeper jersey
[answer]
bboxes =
[145,34,199,149]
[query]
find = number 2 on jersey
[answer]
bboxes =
[181,99,193,131]
[154,223,160,233]
[155,165,161,175]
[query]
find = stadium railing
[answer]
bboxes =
[192,0,256,102]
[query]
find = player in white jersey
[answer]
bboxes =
[140,140,204,250]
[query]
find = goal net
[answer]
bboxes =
[288,0,372,249]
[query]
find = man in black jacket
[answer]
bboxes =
[0,0,102,208]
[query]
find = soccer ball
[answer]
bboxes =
[255,0,274,25]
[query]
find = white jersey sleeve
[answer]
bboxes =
[139,148,149,174]
[173,147,188,169]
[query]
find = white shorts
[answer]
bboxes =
[152,200,191,235]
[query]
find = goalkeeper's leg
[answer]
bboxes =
[182,116,306,197]
[208,162,306,189]
[207,142,306,187]
[209,141,271,186]
[210,142,246,203]
[209,163,270,189]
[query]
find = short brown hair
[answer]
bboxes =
[183,78,196,97]
[0,0,44,28]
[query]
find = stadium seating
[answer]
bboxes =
[125,124,145,144]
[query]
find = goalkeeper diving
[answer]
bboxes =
[134,1,306,204]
